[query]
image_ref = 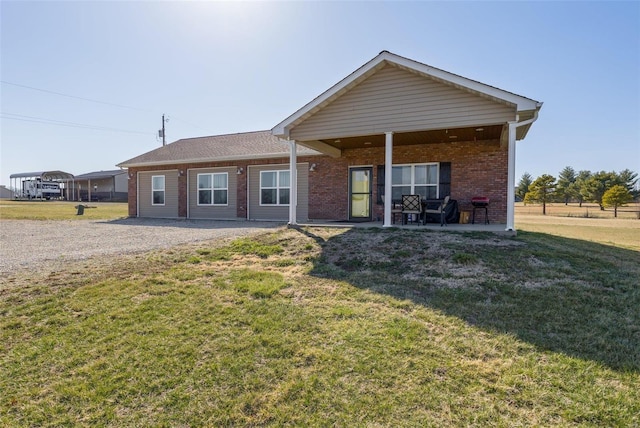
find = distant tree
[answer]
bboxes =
[516,172,533,202]
[524,174,556,215]
[573,170,592,207]
[556,166,577,205]
[602,185,633,218]
[617,169,639,198]
[581,171,618,210]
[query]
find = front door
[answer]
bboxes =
[349,167,372,221]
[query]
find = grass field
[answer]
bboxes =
[515,201,640,220]
[1,216,639,425]
[0,200,128,221]
[515,203,640,251]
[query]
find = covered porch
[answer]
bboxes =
[272,51,542,232]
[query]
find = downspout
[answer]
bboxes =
[506,109,540,231]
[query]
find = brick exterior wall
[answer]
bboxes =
[306,139,507,223]
[127,139,508,223]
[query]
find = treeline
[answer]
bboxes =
[517,167,639,217]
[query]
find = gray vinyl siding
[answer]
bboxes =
[138,170,179,218]
[188,167,238,219]
[290,64,516,141]
[248,164,308,221]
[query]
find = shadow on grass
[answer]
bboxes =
[307,227,640,372]
[101,217,284,230]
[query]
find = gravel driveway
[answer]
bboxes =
[0,218,282,274]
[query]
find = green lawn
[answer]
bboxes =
[0,200,128,220]
[1,226,638,426]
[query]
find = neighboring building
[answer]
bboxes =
[118,51,542,230]
[72,169,128,202]
[0,185,16,199]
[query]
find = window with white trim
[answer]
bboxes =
[197,173,228,205]
[260,170,290,205]
[391,164,439,201]
[152,175,165,205]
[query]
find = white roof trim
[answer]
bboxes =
[117,151,323,168]
[272,50,542,138]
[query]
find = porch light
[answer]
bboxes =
[309,163,317,172]
[237,167,244,175]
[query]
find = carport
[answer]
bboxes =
[9,170,75,200]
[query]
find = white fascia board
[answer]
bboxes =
[271,54,387,137]
[271,51,542,139]
[117,152,324,169]
[388,53,541,112]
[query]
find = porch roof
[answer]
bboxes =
[272,51,542,154]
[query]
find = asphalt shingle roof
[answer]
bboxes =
[74,169,126,180]
[118,130,319,168]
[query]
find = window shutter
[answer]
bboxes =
[440,162,451,198]
[376,165,385,205]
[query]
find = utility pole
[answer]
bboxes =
[161,114,166,146]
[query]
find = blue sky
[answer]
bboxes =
[1,1,639,187]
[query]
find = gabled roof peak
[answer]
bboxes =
[272,51,542,138]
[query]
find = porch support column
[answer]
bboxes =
[288,139,298,225]
[383,131,394,227]
[506,121,517,231]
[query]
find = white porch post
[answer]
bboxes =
[289,139,298,225]
[383,131,394,227]
[506,122,517,231]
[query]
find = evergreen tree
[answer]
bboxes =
[617,169,639,198]
[582,171,619,210]
[602,185,633,217]
[516,172,533,202]
[524,174,556,215]
[573,170,592,207]
[556,166,577,205]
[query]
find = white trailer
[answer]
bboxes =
[22,179,61,200]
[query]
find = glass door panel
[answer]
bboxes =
[349,167,372,221]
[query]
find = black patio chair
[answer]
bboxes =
[401,195,422,225]
[423,195,450,226]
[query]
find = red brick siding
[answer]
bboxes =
[126,139,508,223]
[127,169,137,217]
[307,139,507,223]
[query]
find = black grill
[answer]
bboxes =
[471,197,489,224]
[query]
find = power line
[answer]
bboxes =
[0,80,153,112]
[2,80,213,134]
[1,112,155,136]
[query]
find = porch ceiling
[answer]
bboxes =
[311,124,503,150]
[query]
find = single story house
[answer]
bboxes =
[72,169,128,202]
[118,51,542,231]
